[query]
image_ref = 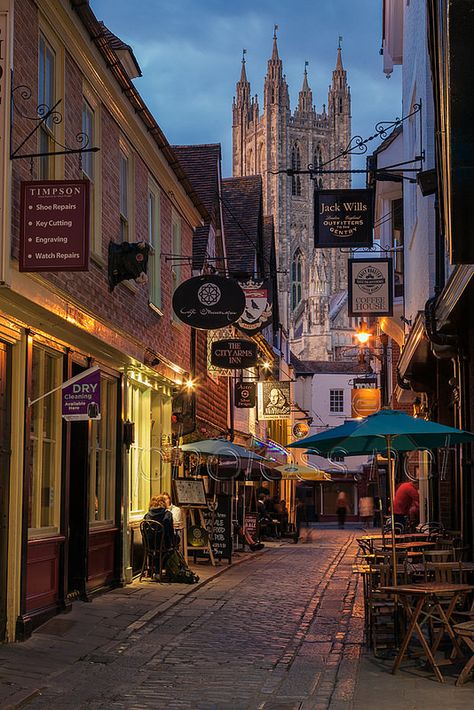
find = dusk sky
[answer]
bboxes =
[92,0,402,182]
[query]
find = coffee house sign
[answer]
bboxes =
[20,180,90,272]
[314,189,373,248]
[348,258,393,317]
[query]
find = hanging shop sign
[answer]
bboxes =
[353,377,378,389]
[235,279,273,335]
[108,241,150,291]
[19,180,90,272]
[211,339,258,369]
[293,421,310,439]
[257,381,291,421]
[235,381,256,409]
[314,188,373,248]
[62,366,101,421]
[172,275,246,329]
[351,387,381,418]
[348,258,393,317]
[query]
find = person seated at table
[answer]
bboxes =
[257,494,280,538]
[393,480,419,529]
[144,494,175,551]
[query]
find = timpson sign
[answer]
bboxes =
[348,258,393,317]
[314,189,373,248]
[19,180,90,272]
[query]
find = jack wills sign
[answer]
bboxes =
[314,189,373,248]
[20,180,90,271]
[348,258,393,317]
[211,339,258,369]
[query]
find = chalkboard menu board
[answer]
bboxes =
[202,494,232,561]
[173,478,207,507]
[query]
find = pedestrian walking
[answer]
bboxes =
[336,491,350,529]
[359,496,374,529]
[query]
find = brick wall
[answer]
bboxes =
[9,0,192,372]
[195,330,228,435]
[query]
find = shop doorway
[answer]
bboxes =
[0,343,12,641]
[67,366,89,598]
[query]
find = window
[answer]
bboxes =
[171,213,181,320]
[291,250,302,310]
[128,381,151,516]
[38,34,56,179]
[89,377,117,525]
[148,181,162,309]
[314,145,323,188]
[392,198,404,297]
[82,94,101,254]
[330,389,344,413]
[119,150,129,241]
[29,346,62,534]
[291,144,301,196]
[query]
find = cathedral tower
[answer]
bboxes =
[232,35,354,360]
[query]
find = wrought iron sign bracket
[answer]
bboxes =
[272,101,424,181]
[10,85,100,164]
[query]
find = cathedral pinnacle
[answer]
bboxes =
[272,24,279,60]
[240,48,248,82]
[336,36,344,71]
[302,61,310,92]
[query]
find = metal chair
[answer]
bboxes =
[140,520,165,582]
[419,521,444,535]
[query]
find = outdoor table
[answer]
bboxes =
[377,541,436,552]
[380,582,474,683]
[410,561,474,576]
[357,534,431,553]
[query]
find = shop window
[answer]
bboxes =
[38,34,56,179]
[148,180,162,310]
[128,379,171,518]
[29,346,62,535]
[329,388,344,413]
[291,250,302,310]
[89,377,117,525]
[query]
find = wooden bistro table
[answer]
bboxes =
[380,582,474,683]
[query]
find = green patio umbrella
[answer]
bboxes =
[289,409,474,584]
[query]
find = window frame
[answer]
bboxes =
[89,375,117,527]
[171,211,182,322]
[37,29,64,180]
[82,86,102,258]
[119,138,134,242]
[291,250,303,311]
[148,178,162,312]
[329,388,344,414]
[28,345,63,538]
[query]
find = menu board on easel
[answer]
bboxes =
[202,495,232,562]
[173,478,207,507]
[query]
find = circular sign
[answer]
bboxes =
[188,525,209,547]
[355,266,385,294]
[172,275,246,329]
[293,421,310,439]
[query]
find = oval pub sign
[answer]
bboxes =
[172,275,246,330]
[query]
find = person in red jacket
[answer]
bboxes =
[393,480,419,528]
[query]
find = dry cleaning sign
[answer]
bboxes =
[348,258,393,317]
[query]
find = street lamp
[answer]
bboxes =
[354,320,372,345]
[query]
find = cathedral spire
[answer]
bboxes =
[297,61,313,114]
[336,36,344,70]
[235,48,251,109]
[240,48,248,82]
[272,24,279,60]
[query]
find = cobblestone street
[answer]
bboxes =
[0,530,363,709]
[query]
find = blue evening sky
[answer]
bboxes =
[91,0,401,183]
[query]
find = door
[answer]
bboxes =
[0,343,12,641]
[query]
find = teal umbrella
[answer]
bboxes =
[289,409,474,584]
[180,438,265,461]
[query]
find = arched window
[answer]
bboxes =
[248,148,253,175]
[258,143,264,173]
[291,144,301,196]
[313,145,323,188]
[291,250,303,310]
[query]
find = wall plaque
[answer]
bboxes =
[348,258,393,317]
[20,180,90,271]
[314,188,373,248]
[211,339,258,369]
[172,275,246,329]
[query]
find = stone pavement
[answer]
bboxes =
[0,529,364,709]
[2,528,473,709]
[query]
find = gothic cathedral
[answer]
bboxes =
[232,32,355,360]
